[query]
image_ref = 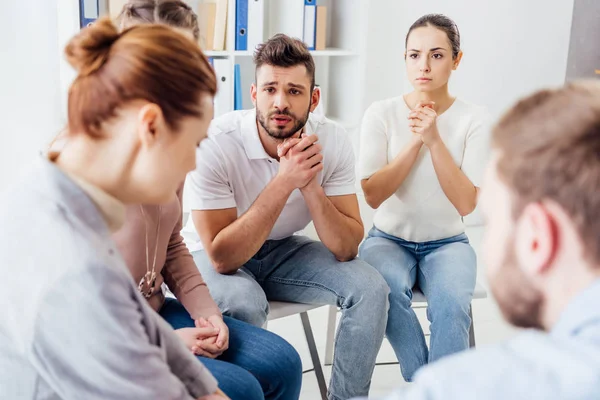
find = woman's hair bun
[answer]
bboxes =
[65,18,120,77]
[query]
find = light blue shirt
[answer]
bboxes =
[0,159,218,399]
[358,279,600,400]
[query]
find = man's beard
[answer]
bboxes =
[490,235,545,330]
[256,105,311,140]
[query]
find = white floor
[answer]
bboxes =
[267,294,520,399]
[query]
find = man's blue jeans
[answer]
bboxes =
[193,235,390,400]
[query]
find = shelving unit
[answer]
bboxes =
[57,0,370,134]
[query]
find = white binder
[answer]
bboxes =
[247,0,265,52]
[213,58,232,117]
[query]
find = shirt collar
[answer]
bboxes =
[551,278,600,338]
[241,109,315,160]
[66,173,126,233]
[46,137,125,233]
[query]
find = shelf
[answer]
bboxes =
[204,50,229,57]
[203,49,357,58]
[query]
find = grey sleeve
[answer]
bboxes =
[29,265,218,399]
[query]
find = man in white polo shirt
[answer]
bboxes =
[183,34,390,400]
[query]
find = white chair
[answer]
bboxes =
[323,282,488,365]
[267,302,329,400]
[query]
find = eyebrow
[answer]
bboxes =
[408,47,448,52]
[288,83,307,90]
[261,81,307,90]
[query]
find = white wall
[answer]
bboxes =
[0,2,64,189]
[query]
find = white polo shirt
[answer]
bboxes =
[182,109,356,252]
[359,97,491,243]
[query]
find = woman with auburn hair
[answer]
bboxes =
[0,18,224,399]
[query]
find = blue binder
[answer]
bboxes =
[234,64,242,110]
[235,0,248,51]
[303,0,317,50]
[79,0,99,28]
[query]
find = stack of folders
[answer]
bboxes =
[198,0,229,51]
[303,0,328,51]
[233,0,264,51]
[232,0,327,52]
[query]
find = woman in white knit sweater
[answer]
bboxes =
[358,14,490,382]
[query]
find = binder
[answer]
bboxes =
[247,0,265,52]
[234,64,242,110]
[213,58,232,117]
[235,0,248,51]
[79,0,99,28]
[303,0,317,50]
[316,6,327,51]
[198,2,217,51]
[213,0,229,51]
[273,0,304,41]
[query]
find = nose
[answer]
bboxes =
[419,57,431,73]
[273,91,290,112]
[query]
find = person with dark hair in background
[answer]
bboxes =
[358,14,491,381]
[354,80,600,400]
[108,3,303,400]
[0,17,224,399]
[183,33,390,400]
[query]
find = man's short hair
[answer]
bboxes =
[253,34,316,90]
[493,80,600,264]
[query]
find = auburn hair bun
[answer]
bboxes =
[65,18,120,77]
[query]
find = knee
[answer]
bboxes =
[344,260,390,311]
[259,335,303,396]
[219,290,268,328]
[428,292,472,322]
[218,367,264,400]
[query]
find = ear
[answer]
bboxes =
[250,83,257,107]
[453,51,464,70]
[515,202,558,277]
[137,103,165,149]
[309,86,321,113]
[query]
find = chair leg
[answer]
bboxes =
[324,305,337,366]
[300,311,328,400]
[468,305,476,348]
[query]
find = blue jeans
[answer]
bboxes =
[193,235,390,400]
[359,227,476,382]
[159,298,302,400]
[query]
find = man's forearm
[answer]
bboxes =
[210,176,293,273]
[302,186,363,261]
